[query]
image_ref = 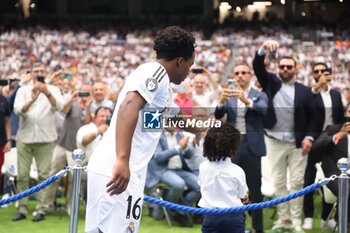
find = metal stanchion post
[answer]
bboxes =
[337,158,349,233]
[69,149,85,233]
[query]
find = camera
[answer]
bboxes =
[0,79,9,86]
[65,73,73,80]
[325,67,332,74]
[192,68,203,74]
[78,92,90,97]
[269,50,277,60]
[36,76,45,83]
[345,116,350,123]
[227,79,236,91]
[106,115,112,126]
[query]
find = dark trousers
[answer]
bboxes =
[232,136,263,231]
[202,213,245,233]
[303,150,333,219]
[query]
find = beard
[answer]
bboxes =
[279,71,295,83]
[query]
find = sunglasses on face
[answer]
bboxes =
[279,65,294,70]
[234,71,250,76]
[313,69,326,74]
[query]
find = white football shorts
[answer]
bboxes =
[85,171,145,233]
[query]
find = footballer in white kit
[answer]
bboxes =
[85,26,196,233]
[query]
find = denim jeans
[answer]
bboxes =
[160,169,200,209]
[202,212,245,233]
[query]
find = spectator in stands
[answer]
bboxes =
[303,63,344,230]
[8,72,32,148]
[85,81,114,123]
[215,61,268,233]
[46,83,93,214]
[311,103,350,222]
[173,84,194,116]
[145,129,199,227]
[0,87,11,196]
[190,67,220,108]
[253,40,318,233]
[183,107,208,175]
[342,87,350,107]
[76,106,112,202]
[12,62,64,222]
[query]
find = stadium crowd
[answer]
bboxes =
[1,24,350,233]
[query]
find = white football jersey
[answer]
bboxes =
[87,62,175,178]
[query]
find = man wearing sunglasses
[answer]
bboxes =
[253,40,319,233]
[302,63,344,230]
[215,62,268,233]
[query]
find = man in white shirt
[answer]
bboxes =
[85,26,197,233]
[12,62,63,222]
[76,106,112,203]
[191,67,220,108]
[85,81,114,123]
[76,106,112,163]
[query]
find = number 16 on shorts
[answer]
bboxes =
[126,195,142,220]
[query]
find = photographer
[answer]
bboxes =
[12,62,64,222]
[190,67,221,108]
[253,40,318,233]
[214,62,268,233]
[302,63,344,230]
[311,103,350,222]
[0,79,11,197]
[46,84,93,214]
[76,106,112,203]
[76,106,112,164]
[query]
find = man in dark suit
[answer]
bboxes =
[303,63,344,230]
[253,40,319,233]
[215,62,268,233]
[313,103,350,198]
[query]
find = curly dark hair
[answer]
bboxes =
[154,26,196,61]
[203,123,241,162]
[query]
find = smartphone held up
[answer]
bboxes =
[78,92,90,97]
[36,76,45,83]
[192,68,203,74]
[0,79,9,86]
[227,79,236,91]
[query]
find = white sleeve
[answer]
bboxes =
[238,169,249,198]
[76,125,96,149]
[13,87,27,116]
[49,85,64,111]
[131,64,168,104]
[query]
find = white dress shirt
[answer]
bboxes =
[14,83,63,143]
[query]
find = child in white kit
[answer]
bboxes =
[198,123,249,233]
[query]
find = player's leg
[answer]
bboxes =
[86,171,144,233]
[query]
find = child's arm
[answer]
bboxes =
[241,193,249,205]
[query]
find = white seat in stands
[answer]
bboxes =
[1,147,38,180]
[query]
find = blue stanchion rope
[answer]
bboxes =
[144,182,323,215]
[0,168,69,206]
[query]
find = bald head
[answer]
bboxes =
[194,74,207,94]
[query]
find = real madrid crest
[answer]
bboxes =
[145,78,158,92]
[126,221,135,233]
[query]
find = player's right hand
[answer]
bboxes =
[106,159,130,195]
